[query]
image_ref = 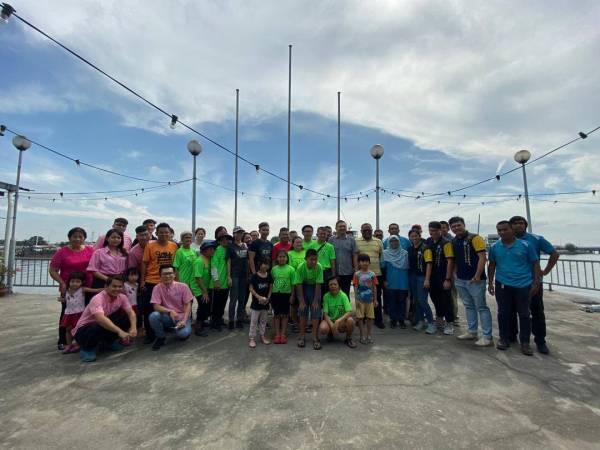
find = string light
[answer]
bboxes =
[170,115,178,129]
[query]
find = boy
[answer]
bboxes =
[320,277,356,348]
[352,253,379,344]
[294,249,324,350]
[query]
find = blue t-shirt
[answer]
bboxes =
[381,261,409,290]
[489,239,539,288]
[517,232,556,257]
[383,235,411,251]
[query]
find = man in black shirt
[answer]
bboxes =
[249,222,274,274]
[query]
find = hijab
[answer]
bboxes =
[382,235,409,270]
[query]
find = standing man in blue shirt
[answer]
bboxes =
[488,220,541,355]
[509,216,559,354]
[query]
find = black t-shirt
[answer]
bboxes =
[229,242,248,277]
[250,272,272,310]
[249,239,274,270]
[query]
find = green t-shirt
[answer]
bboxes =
[313,241,336,270]
[287,249,306,269]
[323,291,352,321]
[212,245,229,288]
[190,256,213,296]
[271,264,296,294]
[302,240,316,251]
[294,261,324,285]
[173,247,197,287]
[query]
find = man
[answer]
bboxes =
[314,227,336,299]
[289,230,299,241]
[319,277,356,348]
[128,225,151,270]
[229,226,248,329]
[383,223,411,250]
[94,217,132,251]
[249,222,274,274]
[488,220,541,356]
[440,221,453,239]
[448,216,493,347]
[509,215,559,354]
[140,222,178,343]
[324,226,333,241]
[143,219,157,239]
[301,225,315,250]
[329,220,358,298]
[73,275,137,363]
[355,223,385,329]
[440,219,459,325]
[424,221,455,335]
[272,227,292,259]
[148,265,194,350]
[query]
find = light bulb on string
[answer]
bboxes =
[170,115,178,129]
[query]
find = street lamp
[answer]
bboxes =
[7,135,31,293]
[370,144,384,230]
[187,140,202,232]
[514,149,532,232]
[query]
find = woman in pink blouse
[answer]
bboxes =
[49,227,95,350]
[87,229,128,290]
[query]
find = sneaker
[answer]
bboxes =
[474,337,493,347]
[457,332,477,340]
[236,321,244,329]
[521,343,533,356]
[443,324,455,335]
[228,322,235,330]
[80,349,96,362]
[496,340,509,350]
[152,337,166,351]
[249,338,256,348]
[536,342,549,354]
[57,343,65,351]
[425,323,437,335]
[366,336,374,344]
[413,321,425,331]
[110,341,125,351]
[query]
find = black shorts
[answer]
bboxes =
[271,292,291,316]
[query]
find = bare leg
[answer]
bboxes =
[345,318,355,339]
[312,319,320,341]
[300,316,307,339]
[281,316,289,336]
[65,327,73,345]
[357,318,365,339]
[366,318,373,338]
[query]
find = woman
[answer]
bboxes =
[191,227,206,255]
[87,229,128,290]
[287,236,306,332]
[381,235,410,328]
[408,229,436,335]
[49,227,94,350]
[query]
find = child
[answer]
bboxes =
[124,267,142,329]
[381,235,410,329]
[60,272,102,354]
[294,249,324,350]
[270,249,296,344]
[352,253,379,344]
[248,259,272,348]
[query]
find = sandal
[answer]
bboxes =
[345,338,357,349]
[313,340,322,350]
[249,338,256,348]
[297,337,305,348]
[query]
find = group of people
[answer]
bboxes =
[48,214,559,362]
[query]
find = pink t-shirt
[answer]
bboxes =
[72,290,131,336]
[50,245,94,291]
[150,281,193,321]
[124,282,138,306]
[64,287,86,314]
[87,247,128,276]
[127,244,145,270]
[94,232,132,251]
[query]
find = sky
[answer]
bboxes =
[0,0,599,245]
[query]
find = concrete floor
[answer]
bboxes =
[0,290,599,450]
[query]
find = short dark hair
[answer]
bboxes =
[496,220,510,227]
[214,226,227,239]
[335,220,346,226]
[388,223,399,228]
[408,229,421,237]
[195,227,206,234]
[258,258,271,268]
[135,225,148,234]
[67,271,86,284]
[279,227,289,233]
[159,264,175,274]
[327,276,339,287]
[358,253,371,263]
[448,216,464,226]
[428,221,442,230]
[125,267,140,278]
[275,249,289,263]
[67,227,87,239]
[105,275,124,286]
[509,215,528,226]
[156,222,171,231]
[439,220,449,227]
[258,222,269,229]
[114,217,128,225]
[301,225,313,232]
[142,219,156,225]
[305,249,318,259]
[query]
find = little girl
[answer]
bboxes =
[270,250,296,344]
[124,267,141,330]
[248,259,272,348]
[60,272,102,354]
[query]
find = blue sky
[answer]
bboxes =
[1,0,599,244]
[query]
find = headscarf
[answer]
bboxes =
[382,235,409,270]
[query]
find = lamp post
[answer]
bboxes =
[514,149,532,232]
[370,144,384,230]
[187,140,202,232]
[7,135,31,293]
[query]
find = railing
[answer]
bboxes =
[542,258,600,291]
[13,257,58,287]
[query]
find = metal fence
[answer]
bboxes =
[542,258,600,291]
[13,257,57,287]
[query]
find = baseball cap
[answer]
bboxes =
[233,226,245,233]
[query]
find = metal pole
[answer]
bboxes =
[337,91,341,222]
[7,150,24,293]
[477,213,481,235]
[375,159,380,230]
[521,163,532,233]
[3,190,14,264]
[234,88,239,227]
[192,154,197,232]
[287,44,292,229]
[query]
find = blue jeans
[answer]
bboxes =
[455,278,492,339]
[409,273,433,323]
[387,289,408,323]
[149,311,192,339]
